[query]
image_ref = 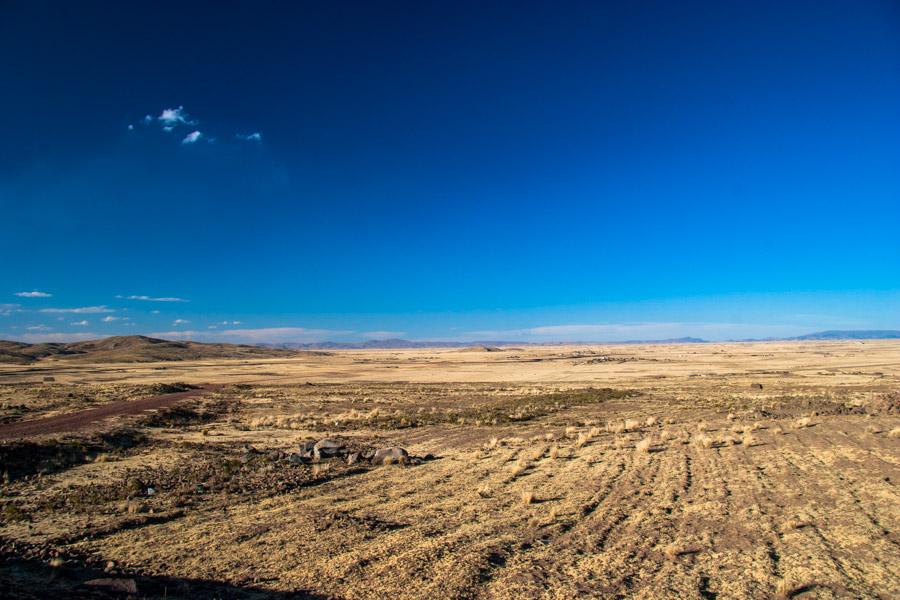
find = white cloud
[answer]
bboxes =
[15,290,52,298]
[236,132,262,142]
[117,295,188,302]
[158,106,196,128]
[181,130,203,144]
[127,124,134,130]
[151,310,160,314]
[71,320,89,326]
[142,115,153,124]
[27,325,51,331]
[221,320,241,325]
[173,319,190,325]
[40,306,114,314]
[102,316,121,322]
[0,303,21,316]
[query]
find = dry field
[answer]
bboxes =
[1,341,899,598]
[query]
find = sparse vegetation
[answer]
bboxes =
[0,342,896,598]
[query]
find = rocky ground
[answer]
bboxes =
[1,342,899,598]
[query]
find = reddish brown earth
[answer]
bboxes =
[0,386,214,440]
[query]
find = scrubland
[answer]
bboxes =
[0,341,898,598]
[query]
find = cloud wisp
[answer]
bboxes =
[173,319,190,325]
[0,304,21,316]
[181,130,203,144]
[129,105,260,146]
[15,290,52,298]
[71,320,89,326]
[158,106,196,129]
[39,306,114,314]
[117,295,189,302]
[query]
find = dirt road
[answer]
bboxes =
[0,385,214,440]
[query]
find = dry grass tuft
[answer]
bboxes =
[889,427,900,438]
[635,437,653,453]
[663,543,680,561]
[549,446,560,460]
[794,417,812,429]
[624,418,641,432]
[727,412,736,421]
[697,421,708,432]
[693,434,715,449]
[521,490,535,504]
[645,416,658,427]
[742,433,756,447]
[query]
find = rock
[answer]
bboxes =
[84,578,138,595]
[346,452,360,465]
[288,453,309,465]
[372,447,409,465]
[298,440,317,458]
[313,438,344,460]
[751,383,764,390]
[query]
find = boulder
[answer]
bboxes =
[346,452,360,465]
[288,453,309,465]
[298,440,317,458]
[84,578,138,595]
[313,438,344,460]
[372,447,409,465]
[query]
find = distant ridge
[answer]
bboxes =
[790,330,900,340]
[0,335,299,364]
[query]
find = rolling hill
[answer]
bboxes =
[0,335,299,364]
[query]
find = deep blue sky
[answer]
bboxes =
[2,1,899,343]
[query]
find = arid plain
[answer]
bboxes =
[1,340,899,598]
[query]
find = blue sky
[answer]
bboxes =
[2,1,899,344]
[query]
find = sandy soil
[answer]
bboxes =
[1,341,898,598]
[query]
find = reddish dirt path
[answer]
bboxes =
[0,385,217,440]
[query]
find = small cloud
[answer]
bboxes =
[142,115,153,124]
[15,290,52,298]
[27,325,52,331]
[127,124,134,131]
[40,306,114,314]
[71,320,89,326]
[181,131,203,144]
[173,319,190,325]
[118,295,188,302]
[102,316,121,322]
[158,106,196,128]
[221,320,241,325]
[208,325,217,329]
[0,303,22,316]
[236,132,262,142]
[151,310,160,314]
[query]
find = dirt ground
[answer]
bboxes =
[1,341,898,598]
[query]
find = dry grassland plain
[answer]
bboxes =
[1,340,899,598]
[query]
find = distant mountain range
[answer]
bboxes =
[2,331,898,364]
[264,331,900,349]
[789,330,900,340]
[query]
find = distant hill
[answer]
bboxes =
[0,335,299,364]
[790,330,900,341]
